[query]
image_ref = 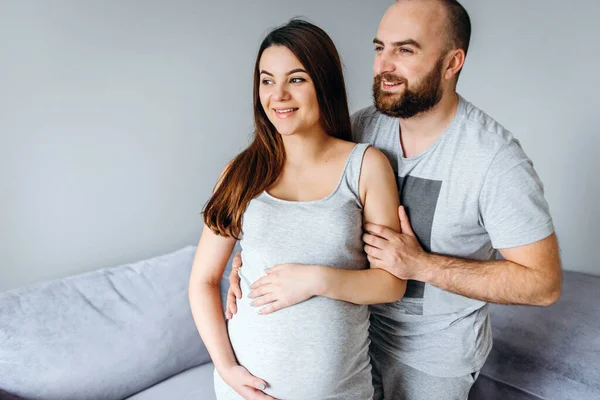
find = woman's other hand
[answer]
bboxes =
[219,364,277,400]
[249,264,325,314]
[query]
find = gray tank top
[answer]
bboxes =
[213,143,374,400]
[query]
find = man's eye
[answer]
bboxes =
[398,48,412,54]
[374,46,384,52]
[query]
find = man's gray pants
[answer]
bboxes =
[370,345,479,400]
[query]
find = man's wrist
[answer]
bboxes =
[412,253,437,282]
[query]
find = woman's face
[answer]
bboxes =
[258,45,321,137]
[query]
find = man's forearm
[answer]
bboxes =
[418,254,561,306]
[318,267,406,305]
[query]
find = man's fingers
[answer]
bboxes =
[251,293,276,307]
[230,297,238,315]
[398,206,416,237]
[232,280,242,300]
[228,268,242,299]
[364,222,396,240]
[232,252,243,270]
[367,254,383,269]
[363,232,386,249]
[230,252,243,301]
[225,292,233,319]
[226,289,238,316]
[364,244,384,260]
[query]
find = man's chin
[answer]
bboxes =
[375,100,401,115]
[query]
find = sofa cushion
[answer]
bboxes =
[470,270,600,400]
[0,245,213,400]
[125,363,216,400]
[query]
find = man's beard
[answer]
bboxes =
[373,57,445,119]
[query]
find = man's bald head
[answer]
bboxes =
[395,0,471,56]
[372,0,472,117]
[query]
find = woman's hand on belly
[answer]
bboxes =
[219,364,277,400]
[249,264,325,315]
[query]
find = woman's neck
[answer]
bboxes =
[281,128,334,168]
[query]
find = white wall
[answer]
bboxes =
[0,0,389,291]
[1,0,598,291]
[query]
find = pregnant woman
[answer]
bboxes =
[188,19,406,400]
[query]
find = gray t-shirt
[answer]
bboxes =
[352,95,554,377]
[215,144,374,399]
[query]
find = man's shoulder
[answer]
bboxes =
[458,96,524,158]
[351,105,379,123]
[350,105,394,142]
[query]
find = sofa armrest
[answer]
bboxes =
[0,245,226,400]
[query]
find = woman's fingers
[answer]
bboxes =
[251,293,276,307]
[239,368,268,393]
[249,283,273,299]
[258,301,285,315]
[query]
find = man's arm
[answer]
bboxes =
[364,208,562,306]
[423,234,561,305]
[365,137,562,306]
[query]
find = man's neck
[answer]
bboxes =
[399,92,460,158]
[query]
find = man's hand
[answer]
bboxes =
[363,205,430,280]
[249,264,324,315]
[225,252,243,320]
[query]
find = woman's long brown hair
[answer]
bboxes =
[203,19,352,238]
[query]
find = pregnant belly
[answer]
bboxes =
[227,296,372,400]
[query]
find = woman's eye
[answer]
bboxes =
[290,77,305,83]
[262,79,273,85]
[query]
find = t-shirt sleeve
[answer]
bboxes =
[350,109,365,143]
[479,141,554,249]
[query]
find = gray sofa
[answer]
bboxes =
[0,246,225,400]
[1,246,599,399]
[469,271,600,400]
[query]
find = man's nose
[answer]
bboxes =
[374,53,395,76]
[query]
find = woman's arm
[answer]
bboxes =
[190,223,277,399]
[188,168,274,399]
[311,147,407,304]
[188,226,238,372]
[245,147,406,315]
